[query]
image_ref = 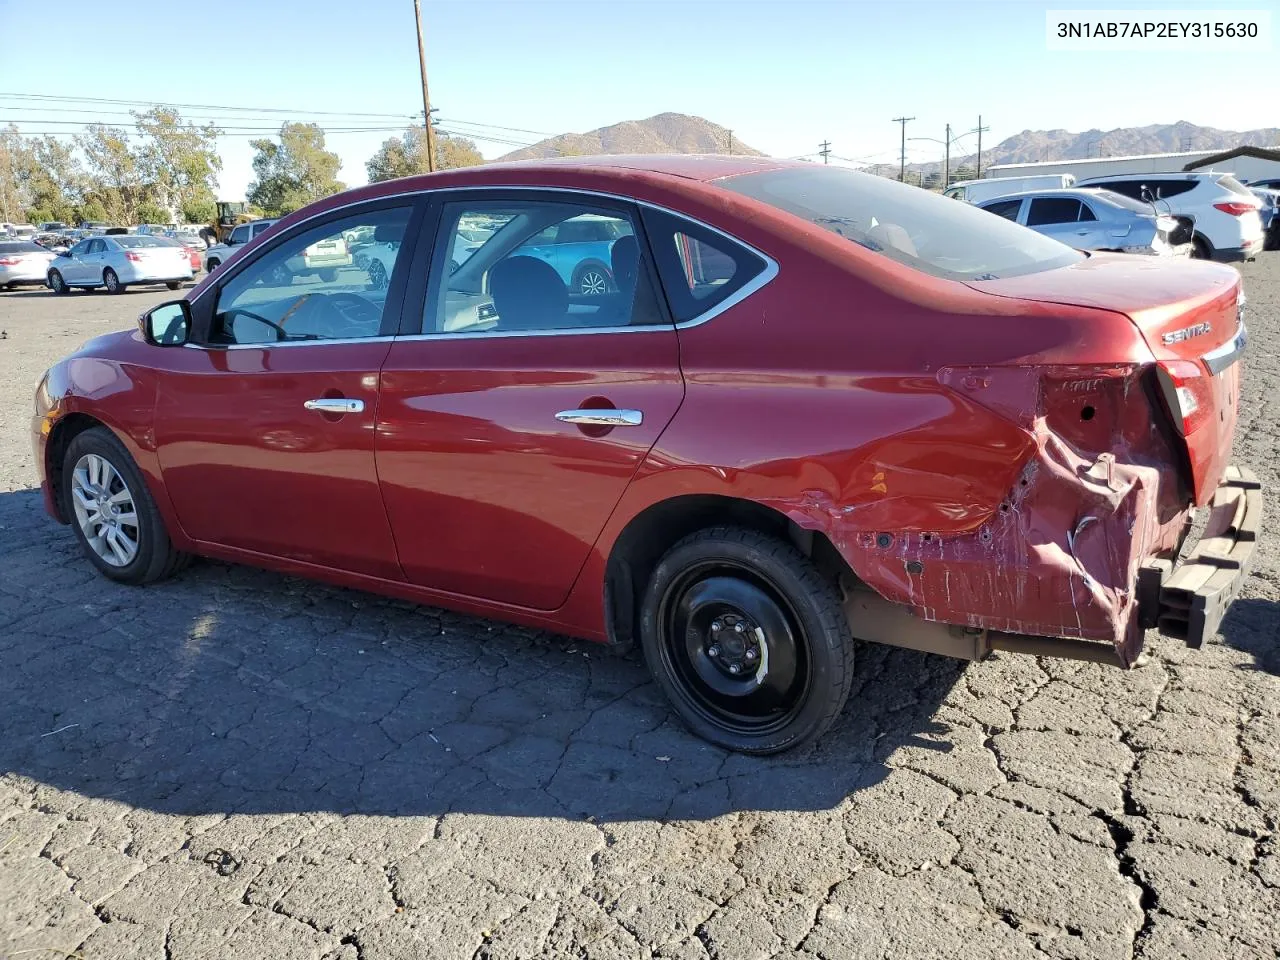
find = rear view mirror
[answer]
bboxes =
[140,300,191,346]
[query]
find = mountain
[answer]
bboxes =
[495,113,761,162]
[898,122,1280,178]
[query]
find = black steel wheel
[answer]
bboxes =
[640,527,855,754]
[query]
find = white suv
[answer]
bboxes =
[1075,172,1263,262]
[203,219,278,272]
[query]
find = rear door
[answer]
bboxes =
[375,190,684,610]
[1025,197,1095,247]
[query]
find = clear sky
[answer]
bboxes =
[1,0,1275,200]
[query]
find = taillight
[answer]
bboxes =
[1213,201,1257,217]
[1155,359,1213,436]
[0,256,20,265]
[124,251,143,262]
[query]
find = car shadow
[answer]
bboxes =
[1,486,962,822]
[1218,596,1280,676]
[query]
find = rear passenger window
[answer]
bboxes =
[1027,198,1082,226]
[643,210,767,323]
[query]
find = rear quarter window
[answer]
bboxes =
[641,208,768,323]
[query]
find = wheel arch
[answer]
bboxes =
[45,412,111,523]
[602,493,850,651]
[571,257,613,285]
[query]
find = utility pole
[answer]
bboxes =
[943,122,951,191]
[727,130,734,155]
[819,140,831,164]
[892,116,914,182]
[973,114,990,178]
[412,0,438,173]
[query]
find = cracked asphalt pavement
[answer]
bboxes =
[0,264,1277,960]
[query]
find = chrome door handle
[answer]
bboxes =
[555,408,643,427]
[304,398,364,414]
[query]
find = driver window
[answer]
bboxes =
[212,206,411,345]
[426,199,663,335]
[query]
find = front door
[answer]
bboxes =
[376,192,685,610]
[152,201,421,579]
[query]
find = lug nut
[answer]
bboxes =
[707,645,720,658]
[728,663,741,674]
[745,649,756,661]
[710,621,721,632]
[734,622,746,634]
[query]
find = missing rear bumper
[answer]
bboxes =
[1140,465,1262,648]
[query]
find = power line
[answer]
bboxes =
[819,140,831,164]
[0,91,415,119]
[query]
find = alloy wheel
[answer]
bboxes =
[70,453,139,567]
[578,268,609,296]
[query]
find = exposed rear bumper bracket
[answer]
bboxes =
[1140,465,1263,648]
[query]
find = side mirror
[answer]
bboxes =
[140,300,191,347]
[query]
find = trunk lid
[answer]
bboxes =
[966,255,1245,505]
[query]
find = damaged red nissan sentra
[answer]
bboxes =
[32,156,1261,754]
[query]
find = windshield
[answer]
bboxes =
[113,235,170,248]
[718,166,1083,281]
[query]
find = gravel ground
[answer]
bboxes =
[0,265,1277,960]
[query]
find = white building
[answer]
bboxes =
[984,146,1280,184]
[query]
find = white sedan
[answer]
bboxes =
[0,240,57,289]
[48,235,193,295]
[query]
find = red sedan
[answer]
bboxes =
[31,156,1261,754]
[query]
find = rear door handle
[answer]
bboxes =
[304,398,364,414]
[555,408,643,426]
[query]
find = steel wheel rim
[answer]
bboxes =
[580,269,608,295]
[656,559,811,735]
[71,453,139,567]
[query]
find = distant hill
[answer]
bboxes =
[495,112,762,161]
[900,121,1280,177]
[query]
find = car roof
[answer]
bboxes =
[980,187,1125,203]
[1077,172,1203,182]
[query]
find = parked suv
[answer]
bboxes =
[1076,172,1263,262]
[203,218,278,272]
[514,213,633,295]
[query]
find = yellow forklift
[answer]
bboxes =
[200,201,256,247]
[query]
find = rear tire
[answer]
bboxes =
[62,427,189,585]
[1190,235,1212,260]
[639,526,855,754]
[165,281,182,290]
[103,268,124,294]
[318,268,338,283]
[206,258,220,272]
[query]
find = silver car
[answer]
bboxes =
[977,188,1193,256]
[47,234,193,295]
[0,240,57,289]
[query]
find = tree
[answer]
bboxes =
[133,107,221,218]
[136,202,170,225]
[182,197,216,226]
[248,123,344,216]
[76,200,108,224]
[0,126,29,223]
[366,127,482,182]
[77,124,147,225]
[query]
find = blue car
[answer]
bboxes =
[514,214,633,295]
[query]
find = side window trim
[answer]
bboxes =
[187,196,427,347]
[406,188,674,338]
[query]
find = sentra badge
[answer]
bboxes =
[1162,322,1212,345]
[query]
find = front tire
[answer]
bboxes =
[62,427,188,584]
[206,258,220,272]
[574,263,611,296]
[103,268,125,294]
[639,527,855,754]
[48,270,69,295]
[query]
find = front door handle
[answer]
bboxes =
[555,408,643,427]
[304,398,364,414]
